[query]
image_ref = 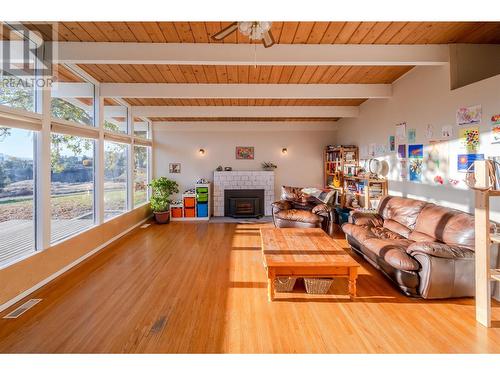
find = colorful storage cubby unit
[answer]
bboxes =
[170,203,183,218]
[196,186,209,217]
[171,183,211,221]
[183,194,196,217]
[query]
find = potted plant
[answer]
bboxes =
[148,177,179,224]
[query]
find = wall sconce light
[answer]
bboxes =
[199,148,205,155]
[281,147,288,155]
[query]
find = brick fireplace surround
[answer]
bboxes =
[213,171,275,216]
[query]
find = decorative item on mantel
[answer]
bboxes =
[262,162,277,171]
[215,165,223,171]
[224,166,233,171]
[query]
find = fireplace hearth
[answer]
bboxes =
[224,189,264,218]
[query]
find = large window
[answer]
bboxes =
[0,127,35,266]
[104,141,128,220]
[50,134,95,244]
[51,65,95,126]
[134,145,149,207]
[0,28,37,112]
[134,119,151,139]
[104,99,128,134]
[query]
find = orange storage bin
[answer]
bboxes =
[171,207,183,218]
[184,197,196,208]
[184,208,196,217]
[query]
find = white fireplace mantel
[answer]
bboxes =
[213,171,275,216]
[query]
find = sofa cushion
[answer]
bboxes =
[378,195,428,230]
[370,226,407,240]
[383,219,412,238]
[275,209,323,224]
[342,224,379,242]
[413,205,475,249]
[281,186,309,204]
[362,238,419,271]
[351,212,384,227]
[408,230,436,242]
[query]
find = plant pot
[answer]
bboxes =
[263,167,276,171]
[154,211,170,224]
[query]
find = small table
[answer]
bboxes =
[260,228,360,301]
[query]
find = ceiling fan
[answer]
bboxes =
[211,22,276,48]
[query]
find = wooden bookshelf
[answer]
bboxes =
[324,146,359,189]
[343,176,388,209]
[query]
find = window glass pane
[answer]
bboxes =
[104,99,128,134]
[0,70,36,112]
[134,145,149,207]
[0,127,35,266]
[50,134,94,244]
[134,119,150,139]
[51,65,94,126]
[0,30,36,112]
[104,141,128,219]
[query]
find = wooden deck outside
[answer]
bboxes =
[0,219,94,266]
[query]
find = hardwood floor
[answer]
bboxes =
[0,221,499,353]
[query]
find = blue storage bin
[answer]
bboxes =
[197,203,208,217]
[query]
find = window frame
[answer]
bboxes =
[0,30,154,269]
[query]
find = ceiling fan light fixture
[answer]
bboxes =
[238,21,272,40]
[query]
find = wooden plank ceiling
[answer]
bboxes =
[21,21,500,122]
[25,22,500,44]
[78,65,412,84]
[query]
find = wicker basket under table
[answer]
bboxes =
[304,278,333,294]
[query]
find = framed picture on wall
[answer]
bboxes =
[235,146,254,160]
[169,163,181,173]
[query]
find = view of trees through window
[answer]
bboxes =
[50,134,95,244]
[0,127,35,265]
[0,70,36,112]
[134,145,148,207]
[1,60,150,262]
[104,141,128,219]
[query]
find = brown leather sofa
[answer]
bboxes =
[342,195,475,299]
[272,186,333,233]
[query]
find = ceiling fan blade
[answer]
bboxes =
[262,30,275,48]
[211,22,238,41]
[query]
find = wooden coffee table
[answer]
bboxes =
[260,228,360,301]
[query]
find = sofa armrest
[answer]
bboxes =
[311,203,332,216]
[407,241,474,259]
[409,242,475,299]
[350,212,384,227]
[271,200,292,212]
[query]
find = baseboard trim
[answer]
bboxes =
[0,215,152,314]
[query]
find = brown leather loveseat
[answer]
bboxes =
[272,186,333,234]
[342,195,475,299]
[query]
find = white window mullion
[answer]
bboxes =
[96,92,105,224]
[35,86,51,251]
[148,120,154,200]
[127,106,134,210]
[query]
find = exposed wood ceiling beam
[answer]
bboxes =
[152,121,340,131]
[54,42,449,66]
[132,106,359,118]
[101,83,392,99]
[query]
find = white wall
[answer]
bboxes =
[336,65,500,299]
[337,65,500,223]
[153,122,337,201]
